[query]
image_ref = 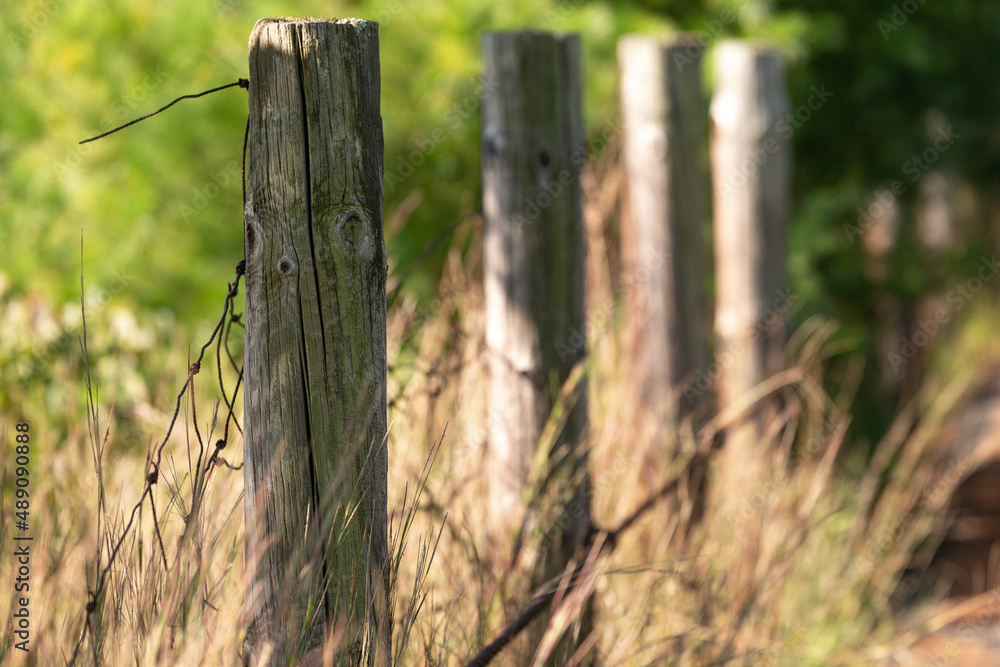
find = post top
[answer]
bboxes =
[252,17,376,31]
[481,29,580,43]
[714,39,782,60]
[618,33,705,52]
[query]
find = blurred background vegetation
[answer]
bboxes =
[4,2,1000,663]
[2,0,1000,475]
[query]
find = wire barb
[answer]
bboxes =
[79,78,250,145]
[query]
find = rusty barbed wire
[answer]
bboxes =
[67,260,246,666]
[67,74,484,659]
[79,79,249,145]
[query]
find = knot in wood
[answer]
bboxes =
[277,256,296,275]
[482,125,503,160]
[244,203,263,261]
[324,207,375,262]
[337,210,366,250]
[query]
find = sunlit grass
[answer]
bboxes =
[0,162,995,665]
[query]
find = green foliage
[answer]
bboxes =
[3,0,1000,446]
[1,0,670,318]
[4,3,1000,660]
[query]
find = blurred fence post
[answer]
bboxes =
[242,17,389,666]
[618,34,709,448]
[859,187,904,398]
[709,40,791,585]
[481,29,591,662]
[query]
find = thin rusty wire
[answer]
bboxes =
[67,261,246,667]
[79,79,249,144]
[69,76,254,664]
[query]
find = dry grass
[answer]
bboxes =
[0,154,990,665]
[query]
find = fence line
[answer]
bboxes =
[66,17,985,666]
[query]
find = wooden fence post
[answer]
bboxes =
[618,35,709,445]
[242,17,389,666]
[482,29,589,543]
[709,40,791,597]
[859,187,903,398]
[481,29,590,660]
[711,41,790,426]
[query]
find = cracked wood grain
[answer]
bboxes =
[242,17,389,666]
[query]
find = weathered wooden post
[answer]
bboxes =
[618,35,709,444]
[709,40,791,601]
[242,17,389,666]
[482,30,588,543]
[711,41,790,427]
[858,187,904,397]
[481,29,590,660]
